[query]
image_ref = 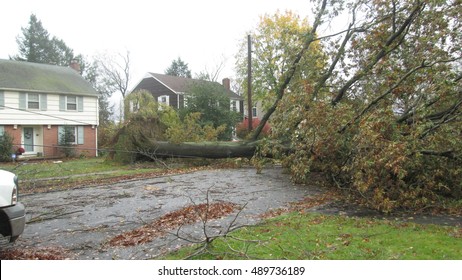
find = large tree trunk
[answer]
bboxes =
[136,140,259,159]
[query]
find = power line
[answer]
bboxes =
[0,105,96,126]
[11,142,204,159]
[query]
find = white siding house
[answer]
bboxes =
[0,59,99,158]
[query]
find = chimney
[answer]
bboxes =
[69,59,81,73]
[222,78,230,91]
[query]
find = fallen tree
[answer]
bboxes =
[108,0,462,214]
[135,140,259,159]
[123,5,329,160]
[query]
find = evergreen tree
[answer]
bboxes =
[165,57,192,78]
[13,14,74,66]
[13,14,51,63]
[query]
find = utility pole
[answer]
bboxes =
[247,34,253,131]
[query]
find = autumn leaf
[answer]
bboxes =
[108,201,237,247]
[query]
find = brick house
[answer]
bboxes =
[0,59,99,158]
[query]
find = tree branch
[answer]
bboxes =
[250,0,328,140]
[339,59,434,133]
[313,21,355,100]
[419,150,460,161]
[331,1,425,106]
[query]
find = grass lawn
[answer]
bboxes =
[0,157,192,193]
[163,212,462,260]
[0,157,126,179]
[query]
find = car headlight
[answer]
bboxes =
[12,175,18,205]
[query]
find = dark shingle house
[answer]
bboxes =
[130,73,244,114]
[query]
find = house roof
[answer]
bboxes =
[148,73,243,100]
[0,59,98,96]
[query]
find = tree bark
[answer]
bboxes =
[136,140,259,159]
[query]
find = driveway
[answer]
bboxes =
[12,167,323,259]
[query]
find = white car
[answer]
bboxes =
[0,169,25,245]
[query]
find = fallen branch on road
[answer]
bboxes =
[27,209,84,224]
[107,201,238,247]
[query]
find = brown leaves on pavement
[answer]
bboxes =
[1,201,236,259]
[107,201,237,247]
[0,246,69,260]
[259,190,341,219]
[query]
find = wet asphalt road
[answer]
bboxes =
[15,167,323,259]
[12,166,462,259]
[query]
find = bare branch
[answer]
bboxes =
[419,98,462,139]
[195,56,227,82]
[165,187,253,259]
[28,209,84,224]
[136,146,171,169]
[97,50,131,98]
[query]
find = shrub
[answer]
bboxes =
[235,118,271,140]
[0,132,14,162]
[58,128,76,158]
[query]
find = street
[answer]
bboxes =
[13,167,322,259]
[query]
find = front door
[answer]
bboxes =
[23,127,34,152]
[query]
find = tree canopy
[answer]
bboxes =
[165,57,192,78]
[179,81,241,141]
[235,10,325,115]
[255,0,462,213]
[13,14,75,66]
[111,89,233,162]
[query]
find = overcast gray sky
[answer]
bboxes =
[1,0,315,93]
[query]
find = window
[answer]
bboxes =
[59,95,83,112]
[158,95,169,106]
[252,106,257,117]
[64,126,76,143]
[19,93,47,111]
[58,126,84,145]
[0,91,4,110]
[129,100,139,113]
[157,95,170,110]
[28,93,40,109]
[0,126,5,143]
[183,96,188,108]
[0,126,9,144]
[231,100,237,112]
[66,96,77,111]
